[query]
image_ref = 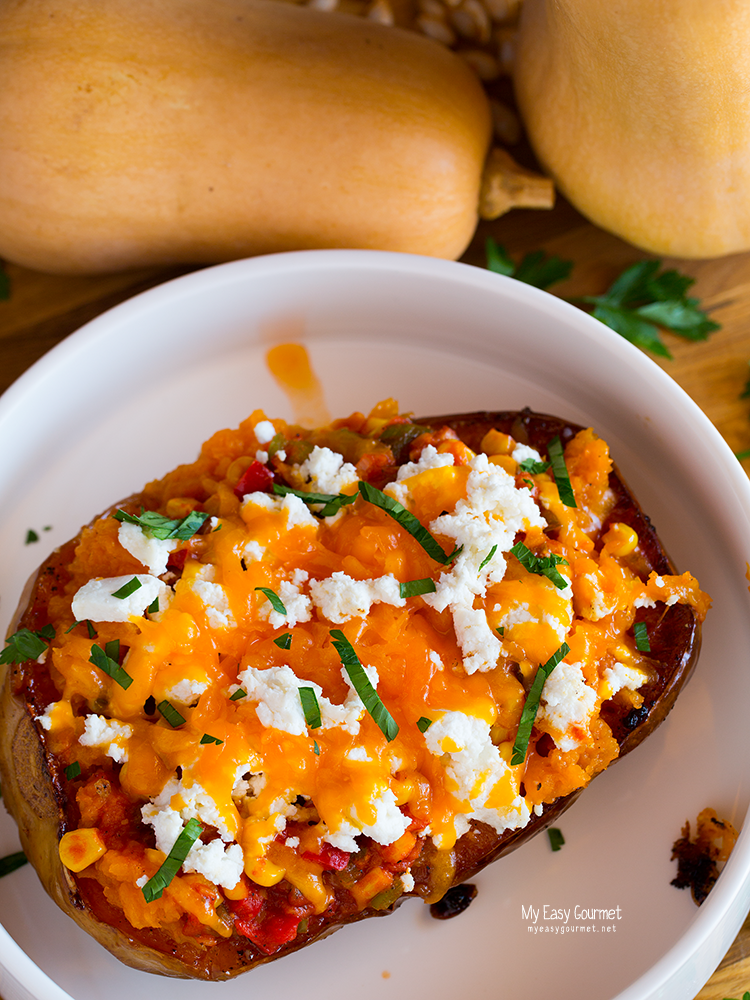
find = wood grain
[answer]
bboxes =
[1,195,749,998]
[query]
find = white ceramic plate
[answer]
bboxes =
[1,250,749,1000]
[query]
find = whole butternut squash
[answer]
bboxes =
[514,0,750,259]
[0,0,492,273]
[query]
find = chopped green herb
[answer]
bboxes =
[89,641,133,689]
[313,740,320,756]
[486,237,573,290]
[65,761,82,780]
[358,481,462,565]
[496,626,505,637]
[518,458,550,475]
[378,422,432,462]
[577,260,720,359]
[299,687,322,729]
[417,717,432,733]
[25,529,39,544]
[112,577,142,599]
[229,688,247,701]
[273,633,293,650]
[511,642,570,765]
[267,432,286,459]
[547,436,577,508]
[0,625,55,665]
[147,596,160,615]
[113,507,208,540]
[330,629,399,742]
[157,700,186,728]
[510,541,569,590]
[633,621,651,652]
[255,587,287,616]
[142,818,202,902]
[548,828,565,852]
[272,483,358,517]
[0,851,28,878]
[200,734,223,745]
[478,544,497,572]
[399,578,437,599]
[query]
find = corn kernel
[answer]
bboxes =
[164,496,199,519]
[436,440,476,465]
[59,827,107,872]
[602,522,639,557]
[225,456,255,486]
[488,454,517,474]
[480,429,514,455]
[497,741,514,763]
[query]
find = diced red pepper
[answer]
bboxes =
[228,886,264,924]
[234,461,274,498]
[167,548,188,570]
[248,912,302,954]
[302,844,350,871]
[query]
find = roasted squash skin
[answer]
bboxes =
[0,0,491,274]
[0,409,703,980]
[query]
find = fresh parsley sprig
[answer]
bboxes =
[142,818,202,902]
[330,630,398,742]
[511,643,570,765]
[485,241,720,359]
[510,542,569,590]
[113,507,208,540]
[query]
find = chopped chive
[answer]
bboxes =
[255,587,287,616]
[313,740,320,756]
[229,688,247,701]
[25,529,39,544]
[157,700,186,728]
[633,621,651,652]
[548,827,565,852]
[65,761,82,780]
[200,733,223,745]
[113,507,208,540]
[142,818,202,902]
[112,577,142,599]
[510,541,569,590]
[330,630,399,742]
[417,717,432,733]
[547,437,577,508]
[478,544,497,572]
[0,851,28,878]
[496,626,505,637]
[358,481,462,565]
[299,687,322,729]
[89,642,133,689]
[399,577,437,599]
[0,625,55,666]
[273,633,293,650]
[147,596,160,614]
[518,458,550,475]
[272,482,358,517]
[511,642,570,765]
[86,619,97,639]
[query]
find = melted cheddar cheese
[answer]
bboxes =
[38,401,709,945]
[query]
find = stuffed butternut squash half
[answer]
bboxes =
[0,402,708,980]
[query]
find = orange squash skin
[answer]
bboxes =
[0,0,492,274]
[514,0,750,259]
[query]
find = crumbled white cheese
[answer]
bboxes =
[136,875,148,888]
[450,599,503,675]
[347,747,372,762]
[241,491,319,530]
[285,837,300,849]
[423,710,531,846]
[117,522,177,577]
[429,650,444,669]
[71,574,172,623]
[256,578,312,628]
[79,714,133,763]
[511,443,543,465]
[255,450,269,465]
[164,678,208,705]
[495,600,572,643]
[309,571,405,623]
[537,659,597,751]
[189,578,235,630]
[36,701,65,731]
[253,420,276,444]
[237,663,371,737]
[240,539,265,563]
[324,785,410,851]
[401,871,415,892]
[141,779,243,889]
[295,445,358,495]
[385,445,455,505]
[601,660,647,699]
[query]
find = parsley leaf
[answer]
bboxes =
[0,625,55,665]
[486,237,573,290]
[112,507,208,540]
[578,260,720,359]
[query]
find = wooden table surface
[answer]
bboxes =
[1,196,750,999]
